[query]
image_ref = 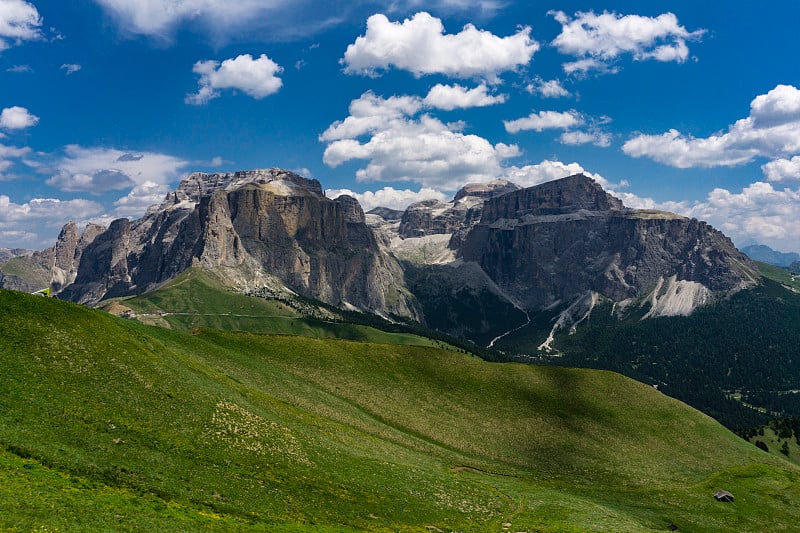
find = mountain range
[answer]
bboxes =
[2,168,759,327]
[3,167,798,429]
[741,244,800,268]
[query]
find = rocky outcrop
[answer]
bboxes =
[0,222,105,294]
[366,207,404,221]
[461,174,758,310]
[398,180,519,239]
[60,169,419,319]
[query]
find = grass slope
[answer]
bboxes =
[756,261,800,292]
[2,289,800,531]
[111,268,443,348]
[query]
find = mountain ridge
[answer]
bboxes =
[7,168,760,337]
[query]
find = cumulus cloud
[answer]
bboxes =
[623,85,800,168]
[46,145,189,194]
[0,106,39,130]
[423,83,506,110]
[113,181,171,216]
[527,77,571,98]
[0,0,43,52]
[502,159,609,189]
[550,10,704,75]
[762,156,800,182]
[504,110,584,133]
[320,91,424,142]
[321,92,519,190]
[186,54,283,105]
[60,63,81,75]
[342,12,538,81]
[6,64,32,73]
[324,116,519,190]
[325,186,449,211]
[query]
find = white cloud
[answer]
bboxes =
[0,0,42,51]
[0,195,103,222]
[749,84,800,128]
[0,195,105,247]
[623,85,800,168]
[0,142,31,179]
[46,145,189,194]
[60,63,81,75]
[321,92,519,190]
[562,57,615,76]
[762,156,800,182]
[320,91,424,142]
[92,0,296,40]
[113,180,170,216]
[323,114,519,190]
[559,129,612,148]
[423,83,506,110]
[0,106,39,130]
[92,0,366,44]
[341,12,538,81]
[502,159,609,189]
[527,77,571,98]
[186,54,283,105]
[504,110,583,133]
[551,10,704,75]
[0,143,30,159]
[325,186,448,211]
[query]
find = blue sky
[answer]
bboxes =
[1,0,799,253]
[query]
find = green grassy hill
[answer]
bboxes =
[107,268,446,348]
[2,289,800,531]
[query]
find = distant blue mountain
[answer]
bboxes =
[742,244,800,267]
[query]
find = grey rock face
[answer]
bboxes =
[398,179,519,239]
[461,174,758,309]
[46,168,761,330]
[0,221,104,294]
[366,207,404,221]
[61,169,419,319]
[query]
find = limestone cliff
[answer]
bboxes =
[60,169,418,319]
[0,221,105,294]
[461,174,758,310]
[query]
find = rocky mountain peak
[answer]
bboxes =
[453,179,520,202]
[156,168,324,213]
[481,173,624,224]
[333,194,366,224]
